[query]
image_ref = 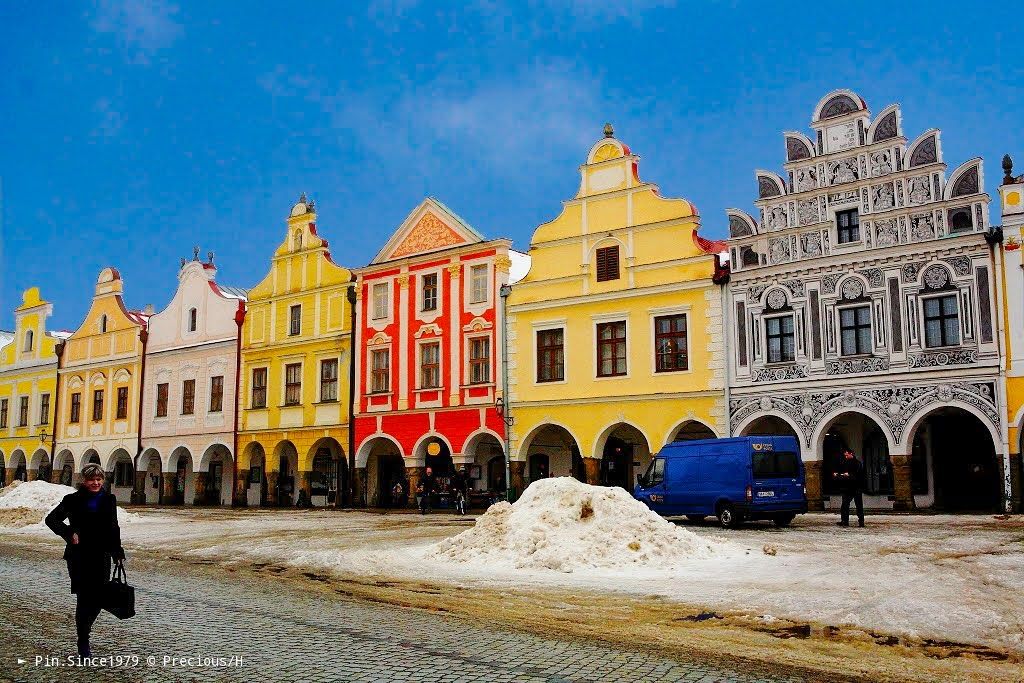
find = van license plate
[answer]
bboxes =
[757,491,775,498]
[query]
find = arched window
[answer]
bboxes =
[293,230,303,251]
[188,308,198,332]
[99,315,108,333]
[23,330,34,352]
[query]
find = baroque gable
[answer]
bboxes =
[373,198,484,264]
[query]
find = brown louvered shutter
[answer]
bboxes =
[595,245,620,282]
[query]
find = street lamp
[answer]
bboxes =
[498,283,513,502]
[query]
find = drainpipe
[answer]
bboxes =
[499,283,513,501]
[51,341,65,467]
[346,281,357,508]
[232,300,246,508]
[713,254,732,438]
[986,226,1012,512]
[134,326,148,503]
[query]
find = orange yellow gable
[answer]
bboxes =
[388,212,467,259]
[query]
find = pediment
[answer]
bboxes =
[372,198,484,264]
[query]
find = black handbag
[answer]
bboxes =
[104,560,136,620]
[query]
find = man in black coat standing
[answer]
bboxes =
[45,463,127,656]
[833,449,865,528]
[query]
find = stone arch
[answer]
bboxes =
[137,448,163,504]
[592,421,652,489]
[945,158,983,200]
[9,449,27,482]
[106,448,134,499]
[53,449,75,486]
[240,442,267,507]
[356,433,404,469]
[519,422,585,485]
[305,437,347,507]
[836,274,870,301]
[665,419,719,446]
[516,421,583,462]
[198,443,233,506]
[411,432,454,467]
[868,104,900,143]
[28,448,51,475]
[811,407,896,457]
[272,440,300,507]
[168,446,195,505]
[906,129,940,168]
[464,429,505,492]
[755,170,786,198]
[812,89,865,122]
[736,412,804,450]
[902,400,999,453]
[358,436,406,508]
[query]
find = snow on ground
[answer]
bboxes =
[1,480,1022,655]
[430,478,719,571]
[0,480,140,525]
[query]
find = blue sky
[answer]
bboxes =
[1,1,1021,330]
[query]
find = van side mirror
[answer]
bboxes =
[636,473,644,487]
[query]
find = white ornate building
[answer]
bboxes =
[725,89,1008,512]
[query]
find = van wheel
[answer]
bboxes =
[685,515,705,523]
[717,504,740,529]
[773,514,795,528]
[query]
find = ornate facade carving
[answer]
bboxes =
[870,149,894,176]
[907,175,931,204]
[759,176,782,198]
[871,183,895,210]
[856,268,883,288]
[390,213,466,259]
[840,278,865,300]
[828,158,859,185]
[941,256,972,277]
[874,219,898,247]
[752,364,808,382]
[781,279,806,297]
[768,237,791,264]
[800,232,822,257]
[910,213,936,241]
[826,357,889,375]
[729,214,753,238]
[786,137,812,161]
[952,166,979,197]
[795,167,817,192]
[765,204,788,231]
[820,94,859,119]
[910,135,938,167]
[873,111,898,142]
[821,272,843,294]
[798,198,819,225]
[908,349,978,368]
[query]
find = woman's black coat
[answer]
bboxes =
[45,489,126,594]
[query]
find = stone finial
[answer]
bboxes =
[1004,154,1015,184]
[193,246,200,261]
[603,122,614,138]
[207,251,215,265]
[180,257,186,268]
[308,199,316,212]
[299,191,308,204]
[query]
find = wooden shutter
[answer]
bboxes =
[595,246,620,282]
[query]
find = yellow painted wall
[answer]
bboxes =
[239,199,355,473]
[507,131,726,467]
[0,288,61,477]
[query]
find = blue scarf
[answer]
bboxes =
[85,489,103,512]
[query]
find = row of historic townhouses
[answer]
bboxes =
[54,268,150,500]
[997,154,1024,512]
[137,251,247,506]
[0,289,67,486]
[237,195,356,508]
[725,89,1007,512]
[506,126,728,497]
[352,197,525,507]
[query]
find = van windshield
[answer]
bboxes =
[751,451,800,479]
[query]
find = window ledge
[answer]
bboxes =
[367,391,393,398]
[245,406,269,412]
[414,387,443,393]
[279,403,302,409]
[462,382,495,389]
[313,399,338,405]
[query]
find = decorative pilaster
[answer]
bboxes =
[804,460,823,511]
[354,467,368,507]
[193,472,209,506]
[131,470,146,504]
[265,471,279,507]
[890,455,915,511]
[406,466,426,509]
[298,470,313,503]
[160,473,178,505]
[233,469,249,507]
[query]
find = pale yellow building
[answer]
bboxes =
[0,288,67,485]
[505,126,728,493]
[54,268,149,488]
[998,154,1024,512]
[237,195,356,507]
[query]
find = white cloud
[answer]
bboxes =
[90,0,183,61]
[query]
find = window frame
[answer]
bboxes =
[421,272,439,312]
[836,208,860,244]
[419,341,441,389]
[535,327,565,383]
[371,282,390,321]
[319,359,338,402]
[288,304,302,336]
[370,348,391,394]
[921,293,961,349]
[69,393,81,424]
[39,393,50,425]
[251,367,268,409]
[467,335,491,385]
[17,396,29,427]
[116,386,129,420]
[181,380,195,416]
[155,383,169,418]
[0,398,6,428]
[188,308,198,333]
[595,319,628,378]
[92,389,104,422]
[763,313,796,364]
[838,304,873,356]
[209,375,224,413]
[23,330,34,352]
[469,264,490,305]
[284,363,302,406]
[653,313,689,373]
[595,245,621,282]
[114,461,132,487]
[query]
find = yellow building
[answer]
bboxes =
[237,194,356,507]
[999,154,1024,512]
[0,288,66,485]
[506,126,728,493]
[54,268,149,491]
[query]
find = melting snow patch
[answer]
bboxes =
[0,480,139,526]
[429,477,720,572]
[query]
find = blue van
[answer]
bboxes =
[634,435,807,528]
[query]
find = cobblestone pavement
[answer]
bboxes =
[0,544,813,683]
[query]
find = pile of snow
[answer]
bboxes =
[429,477,720,572]
[0,480,139,525]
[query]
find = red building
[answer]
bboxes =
[353,198,524,507]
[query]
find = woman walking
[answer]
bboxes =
[45,463,126,656]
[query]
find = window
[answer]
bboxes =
[188,308,198,332]
[251,368,267,408]
[765,315,795,363]
[836,209,860,244]
[596,321,627,377]
[751,451,800,479]
[372,283,389,320]
[92,390,104,422]
[421,273,438,312]
[642,458,665,486]
[284,363,302,405]
[470,264,489,304]
[949,207,974,233]
[17,397,28,427]
[155,383,169,417]
[115,387,128,419]
[840,306,872,355]
[99,315,108,333]
[181,380,195,415]
[320,360,338,402]
[0,399,6,428]
[289,304,301,336]
[595,245,620,282]
[70,393,81,423]
[469,337,490,384]
[923,295,960,348]
[536,329,565,383]
[420,342,440,389]
[371,349,390,393]
[115,461,132,487]
[39,394,50,425]
[23,330,33,352]
[654,314,688,372]
[209,375,224,412]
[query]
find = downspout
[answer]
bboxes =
[346,281,357,508]
[712,254,732,438]
[134,326,149,504]
[986,226,1012,512]
[499,283,512,502]
[233,300,246,508]
[50,341,65,466]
